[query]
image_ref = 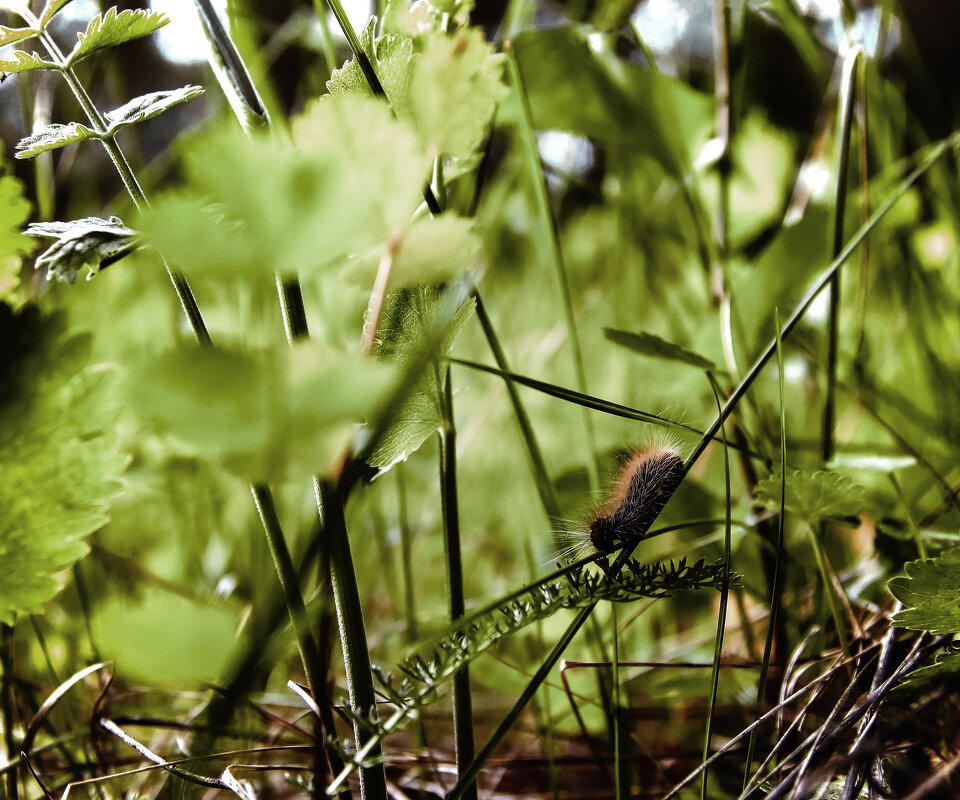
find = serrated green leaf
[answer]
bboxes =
[0,303,124,624]
[26,216,138,284]
[15,121,99,159]
[342,213,483,289]
[0,174,33,304]
[604,328,716,370]
[0,50,60,73]
[896,649,960,689]
[890,551,960,633]
[39,0,72,27]
[410,27,506,160]
[66,7,169,67]
[127,342,396,481]
[326,19,416,119]
[755,468,866,528]
[0,25,35,47]
[103,85,204,131]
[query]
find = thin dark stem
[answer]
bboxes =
[1,624,18,800]
[318,478,387,800]
[438,367,477,800]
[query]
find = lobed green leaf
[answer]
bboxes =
[65,7,170,67]
[410,27,507,160]
[756,468,866,529]
[890,550,960,634]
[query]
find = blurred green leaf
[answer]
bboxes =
[410,27,507,160]
[342,213,483,289]
[890,550,960,634]
[65,7,169,67]
[140,94,430,281]
[512,27,712,177]
[756,468,866,528]
[604,328,716,370]
[92,586,238,685]
[0,173,33,304]
[0,304,125,625]
[127,341,396,481]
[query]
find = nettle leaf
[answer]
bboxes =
[756,468,866,528]
[66,7,169,67]
[897,650,960,689]
[342,213,483,289]
[890,550,960,634]
[0,174,33,304]
[0,303,125,625]
[15,121,98,159]
[26,216,138,284]
[127,342,396,481]
[0,24,35,47]
[140,94,429,280]
[604,328,716,370]
[326,18,416,119]
[0,50,60,73]
[410,27,507,160]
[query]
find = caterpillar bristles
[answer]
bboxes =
[587,443,685,552]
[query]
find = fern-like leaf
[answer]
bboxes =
[38,0,72,27]
[65,7,169,67]
[0,24,35,47]
[15,87,204,159]
[0,50,59,73]
[0,303,125,625]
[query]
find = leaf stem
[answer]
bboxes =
[317,478,387,800]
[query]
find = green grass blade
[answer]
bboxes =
[701,373,732,800]
[743,309,788,789]
[438,366,477,800]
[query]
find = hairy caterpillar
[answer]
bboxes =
[588,445,685,551]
